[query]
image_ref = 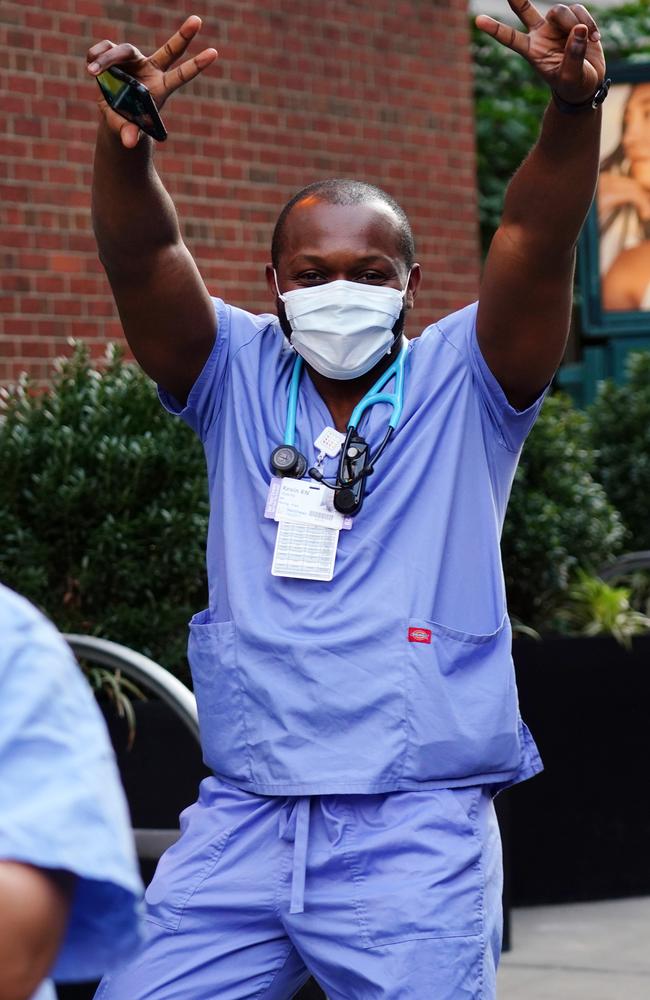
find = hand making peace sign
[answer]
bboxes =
[476,1,606,107]
[86,14,218,147]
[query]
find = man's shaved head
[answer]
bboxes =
[271,178,415,271]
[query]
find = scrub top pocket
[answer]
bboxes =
[190,609,410,794]
[233,618,409,792]
[404,615,522,782]
[187,610,252,783]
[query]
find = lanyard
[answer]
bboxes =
[279,344,408,516]
[283,343,408,447]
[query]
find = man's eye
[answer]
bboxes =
[357,272,385,283]
[297,271,326,283]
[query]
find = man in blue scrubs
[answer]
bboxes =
[0,584,143,1000]
[87,3,607,996]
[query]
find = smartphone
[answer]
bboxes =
[96,65,167,142]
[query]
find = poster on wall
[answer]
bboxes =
[579,61,650,335]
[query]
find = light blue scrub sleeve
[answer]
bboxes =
[0,585,143,982]
[158,298,229,436]
[430,302,548,523]
[158,298,281,441]
[466,311,549,452]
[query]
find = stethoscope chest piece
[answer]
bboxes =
[270,444,307,479]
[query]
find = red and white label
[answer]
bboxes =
[408,627,432,644]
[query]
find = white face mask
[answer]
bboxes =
[274,272,410,380]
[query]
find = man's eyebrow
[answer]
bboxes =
[288,253,394,266]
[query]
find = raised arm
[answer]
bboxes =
[87,16,218,404]
[475,2,606,410]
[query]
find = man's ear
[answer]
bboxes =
[405,263,422,309]
[265,264,279,304]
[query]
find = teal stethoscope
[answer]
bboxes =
[269,343,408,516]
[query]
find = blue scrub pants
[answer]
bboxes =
[95,777,502,999]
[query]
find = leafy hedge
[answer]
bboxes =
[502,393,625,628]
[589,351,650,551]
[473,24,547,254]
[0,344,208,680]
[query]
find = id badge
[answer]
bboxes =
[264,478,351,581]
[271,519,339,581]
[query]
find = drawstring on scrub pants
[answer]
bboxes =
[278,797,311,914]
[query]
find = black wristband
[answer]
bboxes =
[552,78,611,115]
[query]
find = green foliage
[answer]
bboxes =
[551,569,650,648]
[84,665,146,748]
[502,394,625,629]
[472,25,546,254]
[473,2,650,254]
[589,350,650,550]
[0,343,208,679]
[597,2,650,61]
[606,568,650,618]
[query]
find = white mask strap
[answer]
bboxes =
[273,269,286,301]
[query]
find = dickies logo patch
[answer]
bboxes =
[408,627,432,644]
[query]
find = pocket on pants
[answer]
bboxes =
[144,789,232,932]
[338,786,484,949]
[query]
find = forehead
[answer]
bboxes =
[279,197,404,265]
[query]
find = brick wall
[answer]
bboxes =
[1,0,481,384]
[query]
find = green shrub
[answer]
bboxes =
[472,23,546,255]
[502,393,625,629]
[551,570,650,649]
[589,351,650,550]
[0,343,208,680]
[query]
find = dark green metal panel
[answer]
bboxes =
[558,339,650,406]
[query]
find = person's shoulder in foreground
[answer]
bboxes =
[0,583,143,1000]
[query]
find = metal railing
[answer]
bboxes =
[65,634,200,859]
[599,550,650,582]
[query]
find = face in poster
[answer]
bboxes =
[599,79,650,311]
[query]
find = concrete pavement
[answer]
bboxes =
[498,896,650,999]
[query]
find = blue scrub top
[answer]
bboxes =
[0,584,143,988]
[160,299,545,795]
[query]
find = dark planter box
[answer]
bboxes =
[505,634,650,906]
[104,698,208,838]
